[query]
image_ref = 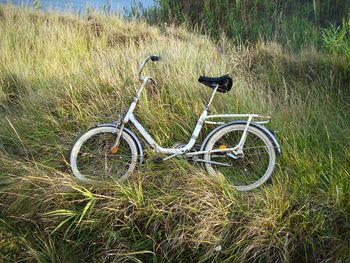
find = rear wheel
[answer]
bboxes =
[70,126,138,181]
[203,124,277,191]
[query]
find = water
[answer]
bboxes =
[0,0,154,13]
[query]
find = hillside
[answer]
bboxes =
[1,4,350,262]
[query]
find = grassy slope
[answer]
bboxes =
[1,4,350,262]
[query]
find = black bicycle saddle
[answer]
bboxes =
[198,74,233,93]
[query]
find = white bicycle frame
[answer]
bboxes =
[114,56,271,160]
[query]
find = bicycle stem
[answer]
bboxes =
[138,55,159,80]
[138,57,150,79]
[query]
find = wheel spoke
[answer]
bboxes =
[70,127,138,181]
[203,125,276,191]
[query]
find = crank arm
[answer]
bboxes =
[195,159,232,167]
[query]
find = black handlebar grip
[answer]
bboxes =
[150,55,161,61]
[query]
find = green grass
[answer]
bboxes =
[143,0,350,51]
[1,4,350,262]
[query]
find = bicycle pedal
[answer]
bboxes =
[152,157,164,164]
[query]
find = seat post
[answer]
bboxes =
[205,84,219,111]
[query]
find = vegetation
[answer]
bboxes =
[1,3,350,262]
[144,0,350,51]
[322,20,350,64]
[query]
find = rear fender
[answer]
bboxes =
[95,123,144,163]
[200,121,281,155]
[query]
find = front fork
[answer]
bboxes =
[111,90,140,149]
[111,122,125,151]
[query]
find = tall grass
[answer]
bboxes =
[322,20,350,64]
[143,0,350,50]
[1,4,350,262]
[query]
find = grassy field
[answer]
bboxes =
[1,4,350,262]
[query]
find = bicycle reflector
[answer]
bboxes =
[110,146,119,154]
[219,144,227,150]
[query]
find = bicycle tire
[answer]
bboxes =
[70,126,138,181]
[203,123,277,191]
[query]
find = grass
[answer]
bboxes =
[143,0,350,51]
[1,4,350,262]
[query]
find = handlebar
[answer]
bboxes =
[150,55,160,61]
[138,55,161,79]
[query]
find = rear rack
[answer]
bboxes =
[204,114,271,125]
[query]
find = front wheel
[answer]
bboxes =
[70,126,138,182]
[203,124,277,191]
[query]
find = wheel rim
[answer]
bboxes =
[71,129,136,181]
[205,126,275,190]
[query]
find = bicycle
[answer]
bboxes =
[70,55,281,191]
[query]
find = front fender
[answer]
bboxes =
[95,123,144,163]
[200,121,281,155]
